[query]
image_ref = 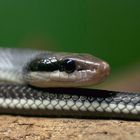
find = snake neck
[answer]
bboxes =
[0,48,43,84]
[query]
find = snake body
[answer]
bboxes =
[0,48,140,120]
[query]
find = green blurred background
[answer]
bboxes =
[0,0,139,91]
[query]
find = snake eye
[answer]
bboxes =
[61,59,76,73]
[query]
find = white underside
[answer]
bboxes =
[0,70,24,84]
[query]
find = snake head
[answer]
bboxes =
[24,52,110,87]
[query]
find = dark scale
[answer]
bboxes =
[27,57,59,72]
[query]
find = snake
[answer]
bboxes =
[0,47,140,120]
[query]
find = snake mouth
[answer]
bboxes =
[24,53,110,88]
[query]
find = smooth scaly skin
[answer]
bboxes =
[0,84,140,120]
[0,48,139,120]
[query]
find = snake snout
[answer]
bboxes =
[95,60,110,83]
[100,61,110,76]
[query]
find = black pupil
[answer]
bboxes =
[62,59,76,73]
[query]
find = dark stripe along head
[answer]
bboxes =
[26,56,76,74]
